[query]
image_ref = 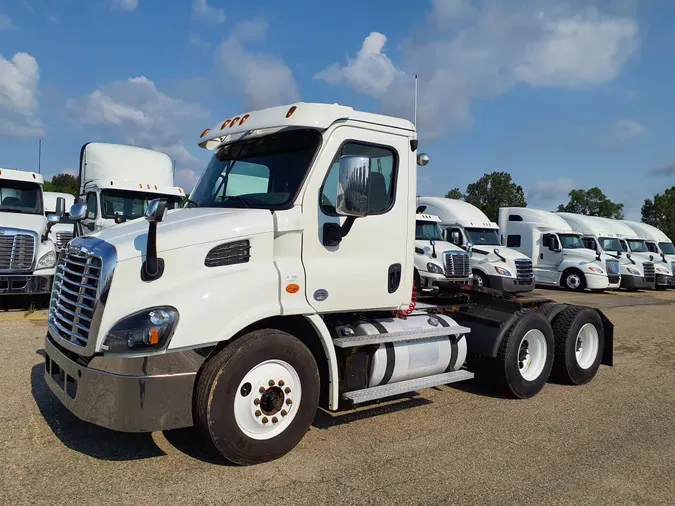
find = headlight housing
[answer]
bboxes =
[587,266,605,274]
[102,306,179,353]
[426,262,444,275]
[655,266,669,274]
[36,250,57,269]
[626,267,640,275]
[494,266,512,277]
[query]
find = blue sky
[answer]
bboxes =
[2,0,675,219]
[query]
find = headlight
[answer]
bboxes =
[494,266,512,277]
[655,266,669,274]
[102,306,179,353]
[36,251,56,269]
[426,262,444,275]
[587,266,604,274]
[626,267,640,275]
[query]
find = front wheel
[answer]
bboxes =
[562,270,586,292]
[472,270,488,288]
[194,329,320,465]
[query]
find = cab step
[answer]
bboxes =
[333,323,471,348]
[342,370,475,404]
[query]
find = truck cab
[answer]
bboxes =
[0,168,61,295]
[416,197,535,293]
[44,192,75,251]
[76,143,185,236]
[597,218,672,289]
[621,220,675,282]
[557,213,652,291]
[498,207,620,292]
[414,213,472,293]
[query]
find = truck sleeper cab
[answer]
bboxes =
[498,207,620,292]
[414,213,472,293]
[43,102,614,466]
[416,197,535,293]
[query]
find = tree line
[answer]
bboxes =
[443,171,675,242]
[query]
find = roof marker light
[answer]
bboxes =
[240,114,250,125]
[221,120,231,130]
[230,117,240,127]
[286,106,297,118]
[200,128,210,138]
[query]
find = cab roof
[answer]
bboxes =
[416,213,442,223]
[0,167,44,184]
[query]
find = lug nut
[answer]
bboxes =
[278,380,285,386]
[284,387,291,394]
[272,417,278,424]
[281,410,287,416]
[259,387,265,393]
[255,410,261,417]
[262,417,269,424]
[253,398,260,405]
[286,399,292,405]
[268,380,275,386]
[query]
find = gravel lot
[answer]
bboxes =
[1,288,674,505]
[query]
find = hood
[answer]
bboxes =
[0,212,47,235]
[470,245,529,263]
[91,207,274,261]
[415,239,465,261]
[563,248,605,263]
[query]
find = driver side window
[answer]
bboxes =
[86,193,97,219]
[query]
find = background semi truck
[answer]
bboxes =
[76,142,186,235]
[43,102,614,466]
[414,212,472,293]
[498,207,621,292]
[416,197,535,293]
[557,212,654,291]
[1,168,62,295]
[44,191,75,251]
[621,220,675,273]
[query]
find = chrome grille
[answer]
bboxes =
[49,249,102,348]
[606,259,621,284]
[642,262,655,281]
[443,251,471,278]
[515,259,534,285]
[55,232,74,249]
[0,228,36,272]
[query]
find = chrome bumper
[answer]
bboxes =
[0,275,52,295]
[43,333,209,432]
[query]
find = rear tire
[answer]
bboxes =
[490,310,554,399]
[194,329,320,465]
[550,305,604,385]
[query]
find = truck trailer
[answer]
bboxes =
[43,102,614,465]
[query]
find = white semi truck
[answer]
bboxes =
[557,213,655,291]
[414,212,472,293]
[621,220,675,278]
[597,218,673,289]
[416,197,535,293]
[76,142,185,235]
[498,207,621,292]
[43,102,614,465]
[1,168,62,295]
[44,191,75,251]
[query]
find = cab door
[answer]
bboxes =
[537,233,563,284]
[301,125,412,312]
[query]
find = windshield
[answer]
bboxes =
[559,234,584,249]
[101,190,182,220]
[0,180,43,215]
[599,237,623,252]
[659,242,675,255]
[465,227,500,246]
[188,129,321,209]
[416,221,443,241]
[626,239,649,253]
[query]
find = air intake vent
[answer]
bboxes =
[205,240,251,268]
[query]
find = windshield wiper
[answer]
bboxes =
[218,195,251,208]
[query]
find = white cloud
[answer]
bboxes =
[176,168,201,191]
[214,19,299,109]
[192,0,225,23]
[189,32,211,50]
[62,168,78,177]
[0,13,16,30]
[111,0,138,12]
[0,52,44,138]
[318,1,639,141]
[527,178,575,205]
[614,118,644,139]
[48,14,60,24]
[66,76,209,165]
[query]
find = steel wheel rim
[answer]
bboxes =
[233,359,301,441]
[575,323,599,369]
[567,274,582,289]
[517,329,547,381]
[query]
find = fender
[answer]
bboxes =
[305,314,340,410]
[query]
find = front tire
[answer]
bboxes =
[194,329,320,465]
[472,270,488,288]
[562,270,586,292]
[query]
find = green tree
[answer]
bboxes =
[464,171,526,222]
[445,188,464,200]
[556,187,624,218]
[642,187,675,242]
[45,173,80,197]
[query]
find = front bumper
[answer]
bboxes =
[655,274,675,288]
[621,274,655,290]
[43,334,207,432]
[486,274,535,293]
[584,273,621,290]
[0,274,52,295]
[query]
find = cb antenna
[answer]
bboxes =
[414,74,418,129]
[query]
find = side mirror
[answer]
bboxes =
[466,241,473,252]
[450,231,461,246]
[43,213,60,241]
[55,197,66,218]
[114,215,127,224]
[70,203,87,221]
[335,155,370,217]
[141,199,167,282]
[145,199,167,223]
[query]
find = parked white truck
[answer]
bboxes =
[416,197,535,293]
[557,213,655,291]
[621,220,675,279]
[76,143,185,235]
[1,168,62,295]
[44,191,75,251]
[498,207,621,292]
[414,212,472,293]
[43,102,614,465]
[597,218,673,289]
